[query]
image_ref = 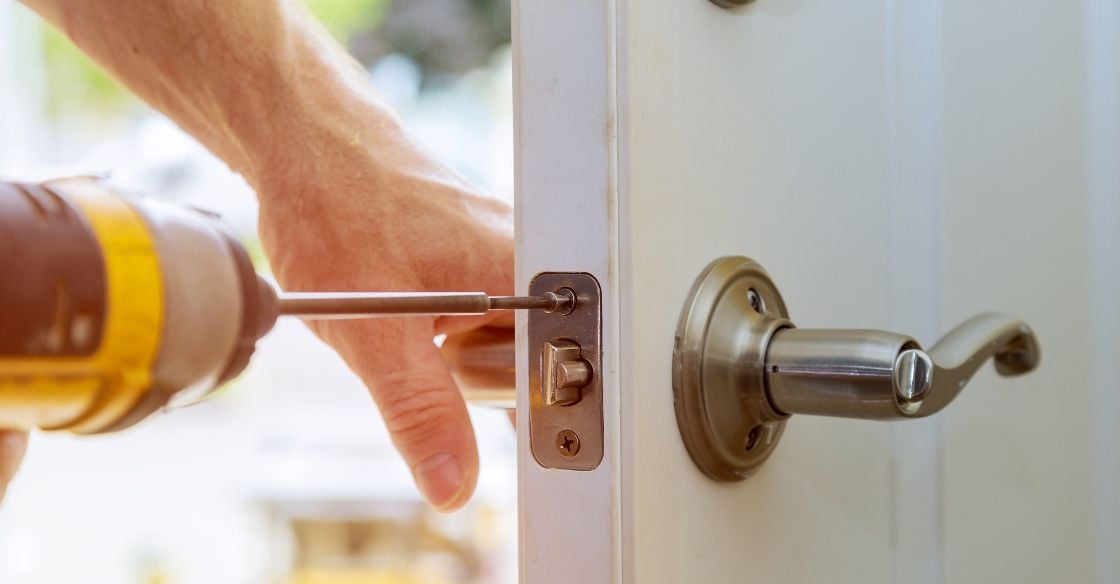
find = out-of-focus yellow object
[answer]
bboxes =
[141,568,172,584]
[290,568,448,584]
[0,177,275,434]
[0,177,163,432]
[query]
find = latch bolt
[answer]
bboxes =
[543,340,592,406]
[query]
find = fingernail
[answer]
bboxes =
[413,453,464,511]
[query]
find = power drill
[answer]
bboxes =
[0,177,551,434]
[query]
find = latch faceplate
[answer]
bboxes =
[528,272,603,471]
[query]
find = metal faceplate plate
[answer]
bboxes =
[528,272,603,471]
[672,256,792,481]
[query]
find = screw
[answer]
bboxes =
[893,349,933,403]
[543,287,578,315]
[744,426,761,451]
[746,288,765,314]
[556,429,580,457]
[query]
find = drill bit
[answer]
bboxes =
[277,289,574,320]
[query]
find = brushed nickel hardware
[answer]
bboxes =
[672,257,790,480]
[442,327,516,408]
[556,429,581,457]
[440,278,600,445]
[529,273,603,471]
[542,340,592,406]
[279,291,573,318]
[673,256,1041,482]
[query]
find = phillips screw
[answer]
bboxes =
[556,429,580,457]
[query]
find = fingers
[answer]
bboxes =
[0,430,28,502]
[330,319,479,512]
[436,309,513,336]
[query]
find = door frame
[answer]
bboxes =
[513,1,620,582]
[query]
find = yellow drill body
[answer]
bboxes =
[0,177,275,433]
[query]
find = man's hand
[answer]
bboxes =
[19,0,514,511]
[0,431,28,501]
[258,125,513,511]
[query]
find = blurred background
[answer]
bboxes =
[0,1,517,582]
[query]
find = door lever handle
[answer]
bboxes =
[907,313,1039,413]
[764,312,1040,420]
[672,256,1042,481]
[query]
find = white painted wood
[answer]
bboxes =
[1085,2,1120,580]
[939,2,1118,582]
[513,1,619,582]
[515,0,1117,582]
[884,3,944,581]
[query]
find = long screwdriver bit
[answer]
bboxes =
[276,289,574,319]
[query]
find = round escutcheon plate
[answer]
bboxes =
[672,256,792,481]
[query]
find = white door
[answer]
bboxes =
[513,1,1119,583]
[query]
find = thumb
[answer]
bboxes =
[330,319,479,512]
[0,430,28,502]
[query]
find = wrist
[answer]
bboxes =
[235,89,408,196]
[219,43,407,192]
[242,84,471,213]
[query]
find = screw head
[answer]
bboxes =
[746,288,765,314]
[744,425,761,451]
[894,349,934,403]
[556,430,580,457]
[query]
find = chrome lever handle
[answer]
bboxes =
[672,256,1043,481]
[764,313,1040,420]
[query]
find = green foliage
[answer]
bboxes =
[36,0,389,121]
[40,25,136,120]
[303,0,389,43]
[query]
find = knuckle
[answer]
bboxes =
[374,371,460,441]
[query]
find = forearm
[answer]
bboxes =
[20,0,417,191]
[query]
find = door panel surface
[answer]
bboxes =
[515,1,1119,582]
[623,2,898,583]
[940,4,1102,581]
